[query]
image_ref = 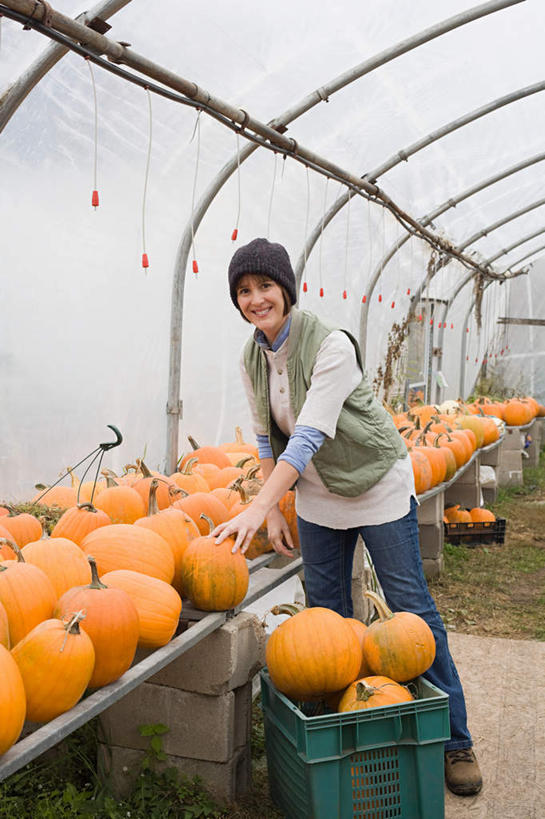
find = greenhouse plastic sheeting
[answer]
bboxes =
[1,0,544,500]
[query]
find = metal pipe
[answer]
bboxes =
[503,241,545,271]
[484,225,545,264]
[0,0,133,133]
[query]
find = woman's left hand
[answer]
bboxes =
[212,505,267,554]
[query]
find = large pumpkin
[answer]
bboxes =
[182,516,249,611]
[51,502,111,546]
[22,537,92,598]
[0,513,42,547]
[81,523,175,583]
[266,605,362,700]
[32,485,78,509]
[361,591,436,682]
[101,569,182,648]
[0,600,9,648]
[0,644,26,755]
[11,613,95,722]
[0,546,57,646]
[337,676,414,712]
[54,558,139,688]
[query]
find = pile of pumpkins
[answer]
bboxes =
[388,393,544,496]
[266,591,436,712]
[444,504,496,524]
[0,428,296,756]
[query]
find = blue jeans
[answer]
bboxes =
[297,497,471,751]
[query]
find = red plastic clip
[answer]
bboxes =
[466,355,469,361]
[500,348,504,355]
[418,314,423,321]
[466,327,469,333]
[92,189,99,208]
[319,287,324,298]
[406,288,411,295]
[142,253,149,269]
[391,301,395,309]
[231,228,238,241]
[362,294,367,304]
[450,323,454,330]
[430,319,434,326]
[342,290,347,300]
[192,260,199,274]
[303,281,308,293]
[378,294,382,303]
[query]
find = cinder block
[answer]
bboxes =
[503,428,525,451]
[422,555,443,580]
[418,522,443,561]
[233,682,253,752]
[146,612,266,694]
[417,492,444,525]
[445,482,481,510]
[100,683,235,762]
[97,742,251,804]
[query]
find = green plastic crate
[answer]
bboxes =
[260,669,450,819]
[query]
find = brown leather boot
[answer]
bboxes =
[444,748,483,796]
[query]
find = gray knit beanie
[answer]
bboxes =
[228,238,297,308]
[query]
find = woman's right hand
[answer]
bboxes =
[265,506,295,558]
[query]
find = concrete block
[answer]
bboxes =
[422,555,443,580]
[503,427,525,451]
[233,682,253,752]
[100,683,236,762]
[146,612,266,694]
[418,522,443,561]
[482,486,498,505]
[445,482,481,510]
[97,742,251,804]
[417,491,444,525]
[480,446,500,467]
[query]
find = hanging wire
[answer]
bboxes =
[343,191,351,299]
[190,110,202,273]
[267,153,278,240]
[362,199,373,304]
[231,130,242,241]
[141,87,153,270]
[377,205,386,304]
[84,57,100,209]
[318,177,328,298]
[302,166,311,293]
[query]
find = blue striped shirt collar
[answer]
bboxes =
[254,315,292,352]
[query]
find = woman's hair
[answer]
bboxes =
[234,273,292,322]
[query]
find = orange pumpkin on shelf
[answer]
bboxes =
[172,491,230,535]
[32,484,78,509]
[0,644,26,755]
[169,457,210,494]
[81,523,175,584]
[0,513,42,547]
[179,436,232,470]
[93,482,146,524]
[21,537,92,598]
[0,600,9,649]
[0,544,57,646]
[51,502,111,546]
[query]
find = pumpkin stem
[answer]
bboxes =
[232,481,253,506]
[67,466,80,490]
[355,680,377,701]
[77,502,99,512]
[188,435,201,451]
[200,513,215,534]
[60,610,87,651]
[148,479,161,516]
[235,455,254,469]
[135,458,153,478]
[268,602,306,619]
[364,590,394,622]
[102,470,120,488]
[86,556,108,590]
[169,484,188,501]
[8,541,26,563]
[235,426,245,445]
[179,457,199,476]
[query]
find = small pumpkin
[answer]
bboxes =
[54,557,139,688]
[361,591,436,683]
[32,485,78,509]
[101,569,182,648]
[182,515,249,611]
[11,612,95,722]
[0,644,26,755]
[51,502,111,546]
[179,436,232,470]
[469,507,495,522]
[172,491,229,535]
[169,457,210,494]
[265,605,362,700]
[93,481,146,524]
[337,676,413,712]
[0,513,42,547]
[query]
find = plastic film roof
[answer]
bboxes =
[1,0,544,500]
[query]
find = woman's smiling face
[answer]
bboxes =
[236,274,289,344]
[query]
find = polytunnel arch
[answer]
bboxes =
[1,0,545,497]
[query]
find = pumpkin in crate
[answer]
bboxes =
[0,644,26,755]
[134,479,200,595]
[101,569,182,648]
[266,605,362,700]
[469,507,496,522]
[81,523,175,584]
[337,676,414,712]
[11,612,95,722]
[0,545,57,646]
[22,537,92,598]
[0,513,42,547]
[361,591,436,683]
[54,557,139,688]
[182,515,249,611]
[51,502,111,546]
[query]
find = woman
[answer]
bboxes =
[213,237,482,797]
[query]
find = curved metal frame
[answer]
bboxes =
[0,0,133,133]
[164,0,524,470]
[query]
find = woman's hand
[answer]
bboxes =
[265,507,295,557]
[213,505,267,555]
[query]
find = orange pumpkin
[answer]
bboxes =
[0,545,57,646]
[503,399,533,427]
[101,569,182,648]
[0,513,42,547]
[0,644,26,754]
[179,437,232,470]
[182,516,249,611]
[22,537,92,598]
[169,457,210,494]
[0,536,16,561]
[172,492,230,535]
[51,502,111,546]
[210,485,241,509]
[134,480,200,595]
[132,461,174,511]
[11,613,95,722]
[0,600,9,648]
[32,485,78,509]
[409,449,433,494]
[218,426,259,459]
[81,524,175,584]
[361,591,436,683]
[337,675,413,712]
[266,605,362,700]
[54,558,139,688]
[345,617,373,679]
[469,507,496,522]
[93,483,146,524]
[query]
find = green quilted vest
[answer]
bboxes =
[243,308,407,497]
